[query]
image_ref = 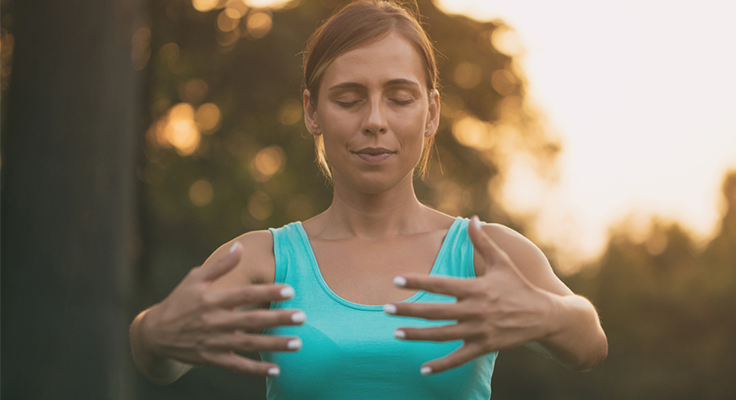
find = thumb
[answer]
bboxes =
[468,216,509,266]
[199,242,243,282]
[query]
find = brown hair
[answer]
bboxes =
[302,0,439,180]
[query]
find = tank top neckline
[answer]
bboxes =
[293,217,463,311]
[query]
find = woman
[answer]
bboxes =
[129,1,608,398]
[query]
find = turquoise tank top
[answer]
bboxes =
[261,217,497,399]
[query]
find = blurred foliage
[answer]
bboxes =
[492,171,736,400]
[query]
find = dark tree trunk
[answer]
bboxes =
[1,0,142,398]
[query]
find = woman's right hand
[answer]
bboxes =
[137,242,304,377]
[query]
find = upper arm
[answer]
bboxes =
[206,230,276,292]
[474,223,572,297]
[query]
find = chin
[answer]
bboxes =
[338,170,413,195]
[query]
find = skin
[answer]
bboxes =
[129,32,607,385]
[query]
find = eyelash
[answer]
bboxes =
[335,99,414,108]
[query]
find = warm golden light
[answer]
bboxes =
[454,62,482,89]
[491,69,517,96]
[246,11,272,38]
[169,102,195,121]
[217,30,240,47]
[440,93,465,119]
[452,114,494,150]
[645,229,668,256]
[179,79,209,103]
[226,0,249,18]
[491,26,522,57]
[195,103,222,132]
[192,0,219,12]
[245,0,294,9]
[217,9,240,32]
[189,179,214,206]
[248,191,273,220]
[251,145,285,181]
[161,103,201,155]
[278,99,302,125]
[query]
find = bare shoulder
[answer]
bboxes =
[206,229,276,291]
[476,223,572,296]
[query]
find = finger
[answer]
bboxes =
[385,302,475,321]
[394,323,471,342]
[394,274,474,298]
[420,342,486,375]
[215,309,306,332]
[229,333,302,353]
[198,242,243,282]
[467,216,511,266]
[208,284,295,309]
[206,351,282,377]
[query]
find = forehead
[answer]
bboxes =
[319,32,427,91]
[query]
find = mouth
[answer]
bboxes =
[352,147,395,165]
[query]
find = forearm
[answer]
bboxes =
[537,294,608,371]
[129,307,193,385]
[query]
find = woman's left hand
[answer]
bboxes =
[384,216,560,375]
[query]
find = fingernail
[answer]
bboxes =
[394,329,405,339]
[291,311,306,323]
[280,286,295,299]
[420,366,432,375]
[287,338,302,350]
[267,367,280,377]
[383,304,397,315]
[472,216,481,230]
[393,276,406,287]
[229,242,242,253]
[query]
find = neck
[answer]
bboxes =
[315,173,430,240]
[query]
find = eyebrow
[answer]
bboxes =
[327,79,420,91]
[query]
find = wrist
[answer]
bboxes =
[137,305,163,357]
[537,289,565,341]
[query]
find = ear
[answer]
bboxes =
[425,89,440,137]
[303,89,321,136]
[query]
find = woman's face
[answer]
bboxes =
[304,32,439,194]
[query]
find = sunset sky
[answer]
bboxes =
[436,0,736,264]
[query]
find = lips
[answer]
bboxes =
[352,147,395,165]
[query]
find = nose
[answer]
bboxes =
[363,96,387,135]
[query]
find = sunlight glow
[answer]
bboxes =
[148,103,202,156]
[248,191,273,220]
[246,11,273,38]
[192,0,219,12]
[195,103,222,132]
[217,9,240,32]
[189,179,214,207]
[454,62,482,89]
[436,0,736,263]
[278,99,303,125]
[250,145,286,181]
[490,26,523,57]
[179,79,209,103]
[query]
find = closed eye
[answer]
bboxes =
[335,100,360,108]
[391,99,414,106]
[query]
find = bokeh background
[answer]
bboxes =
[1,0,734,399]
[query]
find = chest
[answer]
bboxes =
[262,303,496,400]
[307,232,445,305]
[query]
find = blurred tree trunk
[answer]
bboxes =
[1,0,142,398]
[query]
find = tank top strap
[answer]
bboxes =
[431,217,478,279]
[269,222,312,286]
